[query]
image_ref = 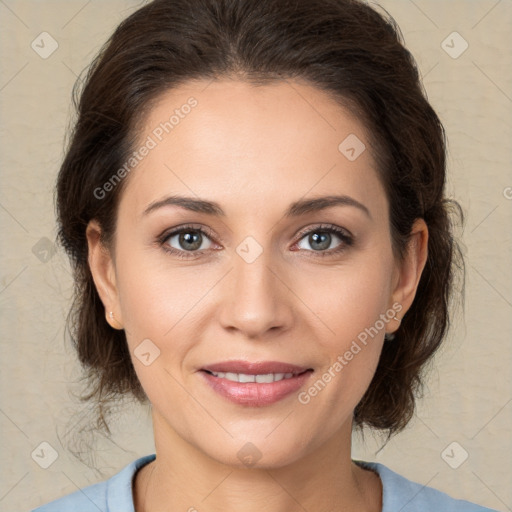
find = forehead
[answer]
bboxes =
[120,78,386,221]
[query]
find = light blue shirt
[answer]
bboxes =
[31,453,499,511]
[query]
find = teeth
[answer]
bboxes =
[209,371,296,383]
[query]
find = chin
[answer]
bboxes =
[198,432,313,471]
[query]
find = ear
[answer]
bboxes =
[387,218,429,334]
[86,219,124,330]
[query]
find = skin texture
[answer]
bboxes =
[86,78,428,512]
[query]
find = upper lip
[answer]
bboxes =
[201,360,313,375]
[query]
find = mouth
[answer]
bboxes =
[201,360,312,375]
[199,360,314,406]
[201,369,311,383]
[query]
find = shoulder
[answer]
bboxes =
[355,460,499,512]
[30,454,156,512]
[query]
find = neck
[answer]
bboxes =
[134,410,382,512]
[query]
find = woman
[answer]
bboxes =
[31,0,498,510]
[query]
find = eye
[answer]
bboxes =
[159,224,216,258]
[294,224,353,256]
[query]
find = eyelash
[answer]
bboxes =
[157,223,354,260]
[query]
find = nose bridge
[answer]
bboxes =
[234,236,274,293]
[218,234,292,337]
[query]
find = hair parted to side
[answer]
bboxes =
[56,0,464,450]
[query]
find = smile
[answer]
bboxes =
[205,371,299,383]
[200,368,313,406]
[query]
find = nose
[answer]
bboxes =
[216,243,294,339]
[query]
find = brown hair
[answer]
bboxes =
[56,0,464,450]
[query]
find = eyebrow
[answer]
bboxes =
[142,194,371,219]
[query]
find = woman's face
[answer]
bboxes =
[89,78,424,468]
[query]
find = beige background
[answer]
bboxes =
[0,0,511,510]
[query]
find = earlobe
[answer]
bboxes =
[106,310,124,330]
[86,220,123,328]
[388,218,429,330]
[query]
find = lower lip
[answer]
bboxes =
[200,370,313,406]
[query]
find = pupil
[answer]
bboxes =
[180,231,201,250]
[310,232,330,251]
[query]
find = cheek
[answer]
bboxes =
[299,257,394,343]
[114,251,203,403]
[114,242,203,336]
[295,249,393,397]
